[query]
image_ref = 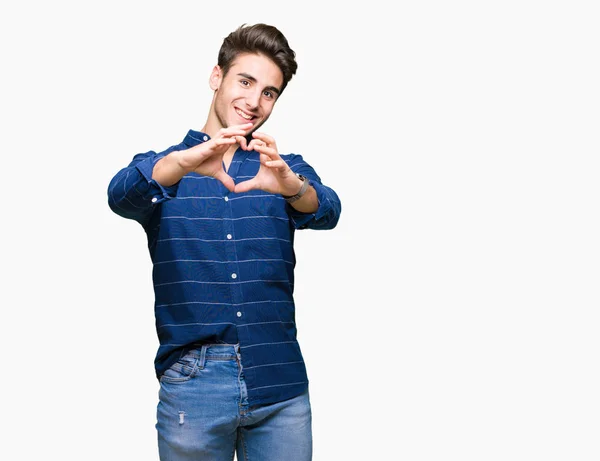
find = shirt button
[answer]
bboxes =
[151,197,158,203]
[231,273,237,279]
[237,311,242,317]
[203,135,208,141]
[226,234,232,240]
[224,196,229,202]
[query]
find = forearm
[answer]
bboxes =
[287,181,341,230]
[152,150,189,187]
[287,185,318,214]
[282,155,341,230]
[107,150,182,226]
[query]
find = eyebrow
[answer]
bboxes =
[237,72,281,96]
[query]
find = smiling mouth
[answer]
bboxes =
[235,107,256,121]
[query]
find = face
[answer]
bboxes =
[209,53,284,134]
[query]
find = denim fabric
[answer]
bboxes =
[156,344,312,461]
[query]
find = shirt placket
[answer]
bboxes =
[222,148,245,324]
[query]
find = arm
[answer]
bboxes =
[232,131,341,230]
[108,123,253,226]
[107,148,182,227]
[284,154,342,231]
[152,150,189,186]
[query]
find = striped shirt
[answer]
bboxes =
[107,129,341,406]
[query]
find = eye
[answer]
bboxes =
[263,90,274,99]
[240,80,250,86]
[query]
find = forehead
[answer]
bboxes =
[227,53,284,89]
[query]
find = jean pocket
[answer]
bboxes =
[159,351,199,383]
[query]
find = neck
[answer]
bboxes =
[201,101,222,138]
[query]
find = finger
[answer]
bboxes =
[187,136,234,155]
[264,159,287,169]
[233,178,260,194]
[247,139,266,151]
[217,123,253,139]
[213,137,238,147]
[235,136,248,150]
[220,129,250,140]
[223,122,253,134]
[252,131,277,147]
[254,143,279,158]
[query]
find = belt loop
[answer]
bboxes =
[198,344,207,369]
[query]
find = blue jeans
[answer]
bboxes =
[156,344,313,461]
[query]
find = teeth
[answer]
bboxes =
[236,108,253,120]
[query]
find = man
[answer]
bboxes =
[107,23,341,460]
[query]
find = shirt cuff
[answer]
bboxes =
[287,179,332,229]
[135,153,181,204]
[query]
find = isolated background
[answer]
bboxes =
[2,1,599,460]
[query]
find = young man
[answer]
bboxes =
[107,23,341,460]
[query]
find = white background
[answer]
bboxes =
[2,1,599,460]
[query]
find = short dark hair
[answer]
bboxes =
[218,23,298,94]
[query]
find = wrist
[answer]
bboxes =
[282,174,309,203]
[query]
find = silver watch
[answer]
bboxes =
[282,174,309,203]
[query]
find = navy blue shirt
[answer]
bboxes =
[107,130,341,406]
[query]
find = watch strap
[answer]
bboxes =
[282,174,309,203]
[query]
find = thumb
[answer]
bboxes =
[233,178,259,194]
[214,171,235,192]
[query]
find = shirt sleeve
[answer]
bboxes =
[107,148,181,227]
[284,154,342,230]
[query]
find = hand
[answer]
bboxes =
[233,132,304,196]
[176,123,253,191]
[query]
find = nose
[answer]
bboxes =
[246,90,260,110]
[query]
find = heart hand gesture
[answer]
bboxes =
[233,132,303,197]
[176,123,253,191]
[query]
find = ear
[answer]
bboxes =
[209,65,222,91]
